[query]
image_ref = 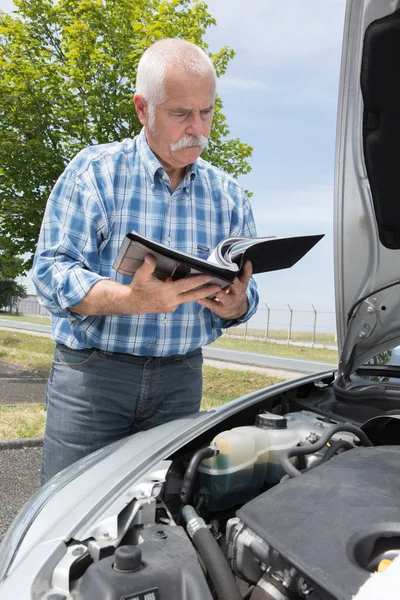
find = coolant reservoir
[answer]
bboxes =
[197,430,257,510]
[255,413,301,483]
[231,425,270,492]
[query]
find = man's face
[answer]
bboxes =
[139,68,215,172]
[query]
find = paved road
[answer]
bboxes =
[0,360,48,405]
[0,360,45,540]
[0,446,42,542]
[204,346,335,373]
[0,319,336,374]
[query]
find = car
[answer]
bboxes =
[1,0,400,598]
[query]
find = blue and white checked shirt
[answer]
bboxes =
[32,128,259,356]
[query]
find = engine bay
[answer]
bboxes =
[42,376,400,600]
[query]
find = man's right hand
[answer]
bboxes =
[69,254,221,316]
[128,254,221,314]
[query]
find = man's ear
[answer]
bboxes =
[134,94,147,126]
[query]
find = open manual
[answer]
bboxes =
[113,232,324,288]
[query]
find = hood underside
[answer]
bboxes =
[335,0,400,376]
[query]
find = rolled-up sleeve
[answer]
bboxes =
[211,189,259,329]
[32,168,109,319]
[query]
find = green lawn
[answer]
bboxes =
[0,331,55,371]
[0,313,51,326]
[0,330,284,439]
[0,404,46,439]
[0,365,281,440]
[211,337,337,364]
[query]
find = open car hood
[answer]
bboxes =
[335,0,400,377]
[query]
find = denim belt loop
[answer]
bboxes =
[97,350,113,358]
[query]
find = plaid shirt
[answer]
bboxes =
[32,128,259,356]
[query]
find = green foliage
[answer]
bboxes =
[0,0,253,275]
[369,350,393,366]
[364,349,393,382]
[0,242,25,279]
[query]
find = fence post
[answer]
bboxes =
[311,304,317,347]
[244,321,248,340]
[264,303,270,339]
[287,303,293,343]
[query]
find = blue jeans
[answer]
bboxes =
[41,344,203,483]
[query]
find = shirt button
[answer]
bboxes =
[151,183,155,189]
[161,175,166,181]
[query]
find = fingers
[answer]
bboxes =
[178,284,221,304]
[174,273,220,294]
[238,260,253,286]
[229,260,252,293]
[133,254,157,280]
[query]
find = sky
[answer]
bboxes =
[0,0,347,330]
[204,0,347,317]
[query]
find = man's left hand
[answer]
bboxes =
[197,260,252,320]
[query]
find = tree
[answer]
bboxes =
[0,240,25,280]
[0,0,253,276]
[0,238,27,310]
[0,279,27,312]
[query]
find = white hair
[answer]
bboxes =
[135,38,217,115]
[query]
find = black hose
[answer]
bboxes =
[307,439,354,471]
[180,444,219,505]
[280,423,373,478]
[182,505,242,600]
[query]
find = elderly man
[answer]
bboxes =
[33,38,259,483]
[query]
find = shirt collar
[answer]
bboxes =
[136,128,197,185]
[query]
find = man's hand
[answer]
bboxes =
[196,260,252,320]
[69,254,222,316]
[128,255,222,314]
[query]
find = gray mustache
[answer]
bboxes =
[170,135,209,151]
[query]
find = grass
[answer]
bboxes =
[0,331,55,371]
[0,314,337,345]
[0,313,51,326]
[211,337,338,364]
[0,365,282,439]
[224,326,336,345]
[0,404,46,439]
[201,366,282,410]
[0,331,284,438]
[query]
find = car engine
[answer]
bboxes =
[53,410,400,600]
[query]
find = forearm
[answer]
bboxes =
[68,279,137,316]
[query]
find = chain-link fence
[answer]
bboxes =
[224,304,337,349]
[9,295,337,348]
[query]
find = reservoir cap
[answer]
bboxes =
[255,413,287,430]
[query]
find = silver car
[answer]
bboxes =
[1,0,400,598]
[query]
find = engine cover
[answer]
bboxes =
[236,446,400,600]
[71,525,213,600]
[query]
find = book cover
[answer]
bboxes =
[113,232,324,286]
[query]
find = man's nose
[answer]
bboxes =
[186,112,203,137]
